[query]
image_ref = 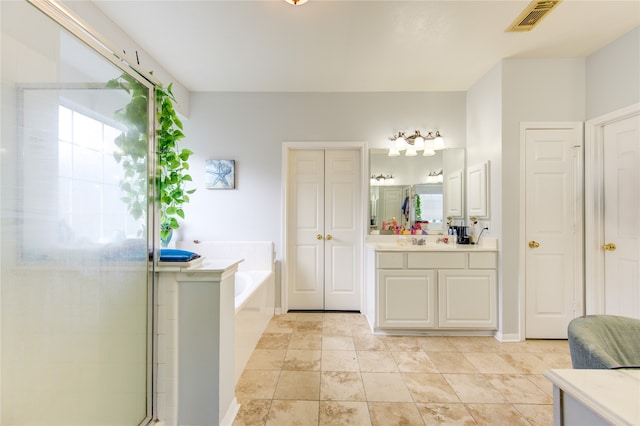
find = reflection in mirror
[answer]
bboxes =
[415,183,443,232]
[369,148,465,234]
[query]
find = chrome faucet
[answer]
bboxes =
[411,237,426,245]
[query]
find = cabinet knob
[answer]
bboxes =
[528,240,540,248]
[602,243,616,251]
[326,234,333,240]
[316,234,323,240]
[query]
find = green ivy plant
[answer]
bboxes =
[107,73,195,241]
[414,193,422,221]
[155,81,195,240]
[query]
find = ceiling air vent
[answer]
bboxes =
[506,0,562,32]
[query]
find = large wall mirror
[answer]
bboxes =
[369,148,465,235]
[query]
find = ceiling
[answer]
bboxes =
[93,0,640,93]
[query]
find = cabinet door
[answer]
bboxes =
[377,270,436,328]
[467,162,489,218]
[445,169,464,218]
[438,270,496,329]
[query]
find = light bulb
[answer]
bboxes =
[414,135,425,150]
[405,146,417,156]
[388,147,400,157]
[422,146,435,156]
[433,131,445,150]
[394,135,407,151]
[423,138,435,156]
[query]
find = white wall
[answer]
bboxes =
[181,92,466,260]
[62,0,190,116]
[370,149,445,187]
[477,27,639,337]
[586,26,640,120]
[500,58,586,337]
[466,63,503,331]
[56,1,640,338]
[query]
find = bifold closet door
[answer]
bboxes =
[287,149,361,311]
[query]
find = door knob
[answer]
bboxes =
[326,234,333,240]
[316,234,323,240]
[603,243,617,251]
[528,241,540,248]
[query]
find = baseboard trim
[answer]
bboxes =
[221,398,240,426]
[494,331,522,342]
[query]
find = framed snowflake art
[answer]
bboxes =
[205,159,235,189]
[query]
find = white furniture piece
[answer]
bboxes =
[157,258,242,426]
[544,369,640,426]
[364,238,498,333]
[177,240,276,384]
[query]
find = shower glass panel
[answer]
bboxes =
[1,1,153,424]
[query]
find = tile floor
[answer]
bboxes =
[233,312,572,425]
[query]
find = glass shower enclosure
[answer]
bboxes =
[1,1,155,424]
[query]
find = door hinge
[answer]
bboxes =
[571,145,582,158]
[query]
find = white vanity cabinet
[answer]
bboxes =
[378,268,437,328]
[371,247,497,332]
[438,268,497,328]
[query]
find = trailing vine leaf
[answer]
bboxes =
[107,74,149,235]
[155,81,195,240]
[107,73,195,241]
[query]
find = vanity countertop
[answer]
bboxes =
[366,236,498,252]
[156,258,243,273]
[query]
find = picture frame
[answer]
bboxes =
[205,159,235,189]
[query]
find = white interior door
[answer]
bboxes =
[524,126,583,339]
[603,115,640,318]
[288,150,325,309]
[324,150,361,310]
[287,148,361,311]
[381,187,403,227]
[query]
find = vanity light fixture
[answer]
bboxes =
[370,174,394,185]
[425,170,444,184]
[284,0,309,5]
[388,130,444,157]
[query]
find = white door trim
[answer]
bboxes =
[584,103,640,314]
[281,141,368,313]
[518,122,584,341]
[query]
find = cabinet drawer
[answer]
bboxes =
[407,252,466,269]
[377,252,405,269]
[469,252,497,269]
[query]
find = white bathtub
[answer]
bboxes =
[175,240,276,385]
[234,270,275,383]
[234,270,272,313]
